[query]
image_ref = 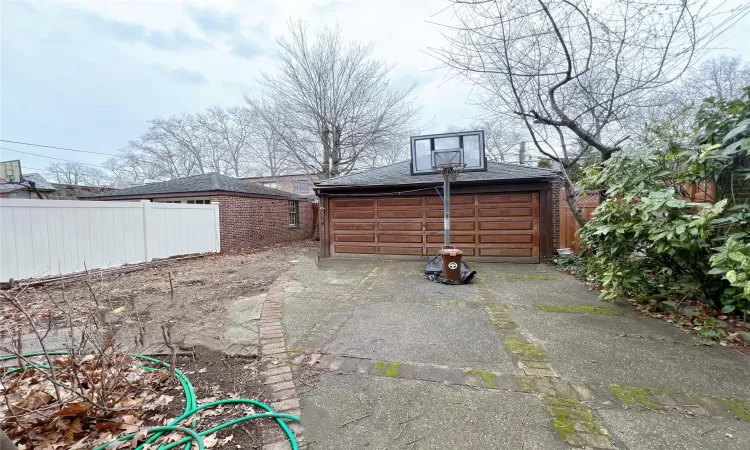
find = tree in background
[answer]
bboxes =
[432,0,748,226]
[248,21,420,179]
[45,162,108,186]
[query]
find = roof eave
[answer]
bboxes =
[314,175,555,192]
[81,189,299,201]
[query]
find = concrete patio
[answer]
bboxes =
[269,253,750,449]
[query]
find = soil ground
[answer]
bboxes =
[1,241,315,449]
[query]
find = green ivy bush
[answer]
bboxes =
[577,88,750,319]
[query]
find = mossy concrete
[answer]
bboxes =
[533,304,622,316]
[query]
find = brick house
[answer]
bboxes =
[241,174,317,198]
[84,173,314,251]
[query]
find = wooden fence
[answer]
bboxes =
[558,181,718,251]
[0,199,220,280]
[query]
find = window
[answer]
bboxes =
[289,201,299,227]
[261,181,277,188]
[155,200,181,203]
[187,200,211,204]
[293,181,311,194]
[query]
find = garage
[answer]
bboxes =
[328,192,540,261]
[315,160,559,263]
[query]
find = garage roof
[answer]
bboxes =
[84,172,301,199]
[315,161,559,190]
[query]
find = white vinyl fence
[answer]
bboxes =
[0,199,220,280]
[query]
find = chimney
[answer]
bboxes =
[519,142,526,165]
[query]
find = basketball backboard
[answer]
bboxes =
[410,131,486,175]
[1,160,22,183]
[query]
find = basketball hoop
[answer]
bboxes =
[433,162,467,183]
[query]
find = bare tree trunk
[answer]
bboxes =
[321,123,331,179]
[331,125,342,178]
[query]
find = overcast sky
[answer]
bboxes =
[1,0,748,176]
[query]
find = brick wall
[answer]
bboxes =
[212,195,314,251]
[241,174,317,198]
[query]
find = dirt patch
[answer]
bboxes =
[165,346,269,449]
[1,241,315,344]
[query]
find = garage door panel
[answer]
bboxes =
[379,234,423,244]
[479,235,533,244]
[378,246,423,255]
[379,222,422,231]
[425,208,475,218]
[478,208,533,217]
[335,245,376,254]
[425,196,475,205]
[378,197,423,207]
[426,234,475,244]
[426,221,475,231]
[335,210,376,219]
[478,194,534,204]
[478,221,533,230]
[334,198,376,208]
[334,222,376,231]
[480,248,534,257]
[335,234,375,242]
[378,210,423,219]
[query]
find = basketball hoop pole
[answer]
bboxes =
[443,176,451,247]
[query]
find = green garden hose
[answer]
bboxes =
[0,352,300,450]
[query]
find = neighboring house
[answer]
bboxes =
[242,174,317,198]
[315,138,560,263]
[83,173,314,252]
[0,173,56,199]
[49,183,115,200]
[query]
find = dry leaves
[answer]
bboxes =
[1,353,174,449]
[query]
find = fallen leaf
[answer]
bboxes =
[203,435,218,448]
[113,306,125,313]
[198,367,207,374]
[57,402,91,416]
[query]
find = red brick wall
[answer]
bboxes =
[211,195,314,251]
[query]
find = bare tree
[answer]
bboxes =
[245,98,293,176]
[447,120,524,163]
[248,21,420,179]
[198,106,255,177]
[45,162,108,186]
[431,0,749,225]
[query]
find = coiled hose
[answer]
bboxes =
[0,352,300,450]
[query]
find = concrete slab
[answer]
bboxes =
[325,302,518,373]
[368,275,480,303]
[599,408,750,450]
[475,263,612,307]
[291,256,380,294]
[228,294,265,322]
[511,308,750,397]
[283,294,346,348]
[301,372,568,450]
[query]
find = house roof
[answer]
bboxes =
[0,173,56,193]
[315,161,559,190]
[84,172,302,199]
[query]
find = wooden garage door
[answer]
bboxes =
[329,192,539,262]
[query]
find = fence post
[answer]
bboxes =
[213,202,221,253]
[141,200,152,262]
